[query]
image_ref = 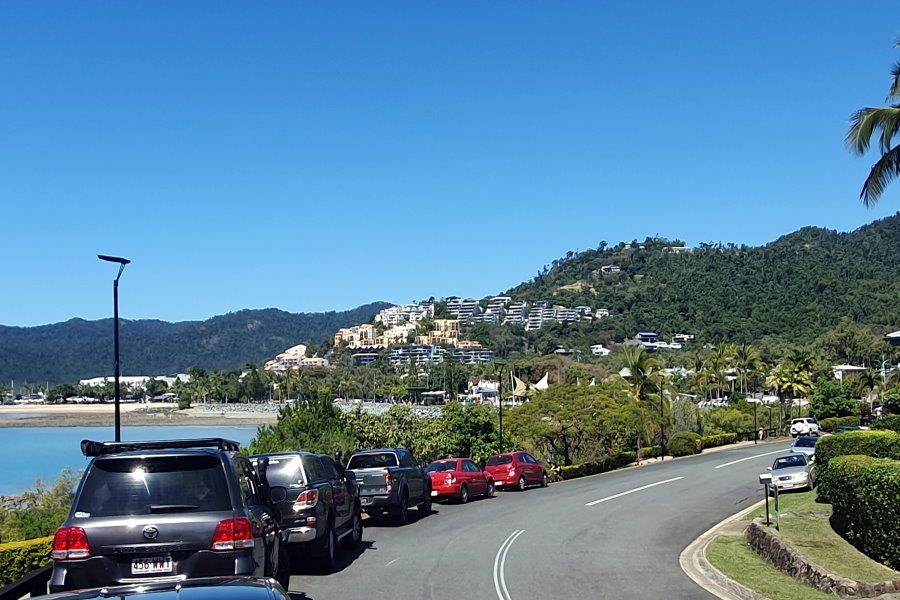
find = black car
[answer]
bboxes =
[50,439,289,593]
[251,452,362,572]
[40,576,289,600]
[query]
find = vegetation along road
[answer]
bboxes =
[287,441,792,600]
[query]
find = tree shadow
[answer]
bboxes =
[289,540,376,575]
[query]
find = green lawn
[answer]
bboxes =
[744,490,830,521]
[707,536,833,600]
[779,516,900,584]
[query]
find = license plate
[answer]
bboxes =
[131,556,172,575]
[430,490,438,496]
[360,497,371,505]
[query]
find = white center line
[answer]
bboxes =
[493,529,525,600]
[585,476,685,506]
[385,558,398,567]
[713,448,787,469]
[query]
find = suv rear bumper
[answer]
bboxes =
[358,494,394,511]
[285,526,317,543]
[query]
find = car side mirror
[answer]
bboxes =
[269,485,287,503]
[766,466,772,471]
[809,455,816,463]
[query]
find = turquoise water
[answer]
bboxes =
[0,426,259,495]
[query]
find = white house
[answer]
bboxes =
[591,344,611,357]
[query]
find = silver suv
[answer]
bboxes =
[50,438,289,592]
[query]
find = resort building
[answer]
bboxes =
[334,323,379,348]
[264,343,331,372]
[389,344,446,366]
[446,298,482,324]
[591,344,611,357]
[449,347,495,364]
[375,303,434,326]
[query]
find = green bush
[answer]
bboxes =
[559,451,636,480]
[818,416,861,431]
[817,455,900,570]
[700,433,737,449]
[815,430,900,470]
[872,415,900,433]
[669,432,702,457]
[640,445,661,458]
[0,536,52,586]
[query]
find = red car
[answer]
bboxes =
[425,458,495,503]
[484,451,548,491]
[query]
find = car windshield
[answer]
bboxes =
[76,455,230,517]
[347,453,399,469]
[486,455,512,466]
[255,455,306,488]
[426,461,457,473]
[774,455,807,469]
[794,437,817,448]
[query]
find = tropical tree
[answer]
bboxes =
[846,45,900,206]
[621,347,670,449]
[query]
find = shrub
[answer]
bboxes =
[700,433,737,449]
[872,415,900,433]
[669,432,702,457]
[815,430,900,470]
[559,451,636,480]
[818,416,861,432]
[640,445,661,458]
[817,455,900,570]
[0,536,52,586]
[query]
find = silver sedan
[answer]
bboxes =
[768,453,815,493]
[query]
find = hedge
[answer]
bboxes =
[700,433,737,449]
[559,451,636,480]
[817,455,900,570]
[815,430,900,470]
[640,445,661,458]
[819,416,861,431]
[0,536,52,586]
[872,415,900,433]
[669,432,702,457]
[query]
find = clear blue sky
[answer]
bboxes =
[3,2,899,327]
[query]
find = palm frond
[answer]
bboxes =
[889,61,900,101]
[860,144,900,207]
[846,107,900,155]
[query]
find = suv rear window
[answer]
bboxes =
[486,455,512,466]
[347,453,399,469]
[76,455,230,517]
[259,455,307,488]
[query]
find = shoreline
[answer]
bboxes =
[0,403,278,428]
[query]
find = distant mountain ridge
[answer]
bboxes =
[0,303,392,384]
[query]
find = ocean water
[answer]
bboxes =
[0,426,259,495]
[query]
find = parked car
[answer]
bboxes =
[50,438,288,593]
[790,435,819,458]
[346,448,431,524]
[768,453,816,493]
[484,451,548,491]
[426,458,495,503]
[41,576,290,600]
[789,417,819,437]
[833,425,870,433]
[251,451,362,572]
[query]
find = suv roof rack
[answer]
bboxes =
[81,438,242,457]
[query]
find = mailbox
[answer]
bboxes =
[759,472,772,485]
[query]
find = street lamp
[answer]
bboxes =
[98,254,130,442]
[494,360,507,454]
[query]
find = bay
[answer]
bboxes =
[0,426,258,496]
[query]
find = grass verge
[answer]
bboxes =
[706,535,832,600]
[743,490,829,521]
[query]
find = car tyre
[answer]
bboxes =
[391,491,410,525]
[342,507,363,550]
[459,484,469,504]
[517,476,527,491]
[420,490,432,515]
[540,472,548,487]
[486,481,495,498]
[319,521,338,573]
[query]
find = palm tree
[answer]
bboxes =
[734,344,762,395]
[622,347,671,451]
[846,46,900,206]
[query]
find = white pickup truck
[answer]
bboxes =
[790,417,819,437]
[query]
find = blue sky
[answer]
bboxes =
[2,2,899,326]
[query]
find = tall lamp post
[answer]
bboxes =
[98,254,130,442]
[494,360,507,454]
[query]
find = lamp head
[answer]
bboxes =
[98,255,131,265]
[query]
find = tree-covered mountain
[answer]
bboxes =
[0,303,391,384]
[505,213,900,346]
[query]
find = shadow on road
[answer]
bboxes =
[288,592,315,600]
[290,540,376,576]
[363,506,440,528]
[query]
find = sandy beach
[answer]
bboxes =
[0,403,279,428]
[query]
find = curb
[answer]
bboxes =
[679,499,768,600]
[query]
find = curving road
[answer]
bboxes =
[287,441,792,600]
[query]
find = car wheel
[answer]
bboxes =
[319,522,338,573]
[419,491,432,516]
[517,476,527,491]
[486,481,495,498]
[391,491,410,525]
[540,472,548,487]
[459,484,469,504]
[342,508,362,550]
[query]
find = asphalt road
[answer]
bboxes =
[286,441,793,600]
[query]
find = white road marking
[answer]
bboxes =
[585,476,685,506]
[493,529,525,600]
[713,448,786,469]
[385,558,398,567]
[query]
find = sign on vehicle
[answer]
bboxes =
[131,556,172,575]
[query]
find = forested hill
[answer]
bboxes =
[0,302,391,384]
[506,213,900,344]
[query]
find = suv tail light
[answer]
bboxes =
[52,527,92,560]
[292,489,319,511]
[385,471,393,493]
[211,518,254,551]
